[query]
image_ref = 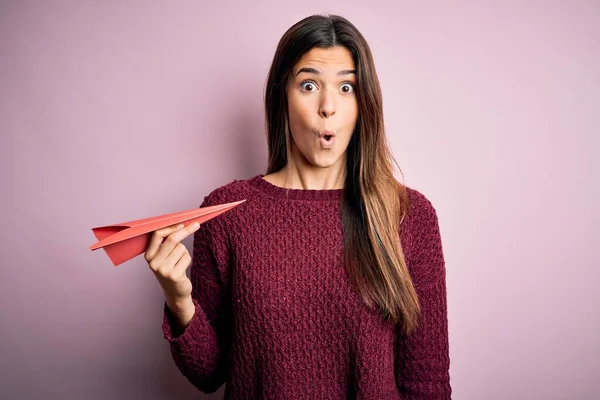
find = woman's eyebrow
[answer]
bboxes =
[295,67,356,76]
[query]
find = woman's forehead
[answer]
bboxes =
[293,47,355,74]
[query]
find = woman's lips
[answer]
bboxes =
[318,130,336,149]
[319,135,335,149]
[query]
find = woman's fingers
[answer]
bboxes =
[152,222,200,264]
[158,242,188,277]
[145,223,185,263]
[146,222,200,264]
[143,221,199,302]
[170,250,193,280]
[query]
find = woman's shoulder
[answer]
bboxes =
[193,175,261,233]
[403,185,439,225]
[200,174,261,208]
[400,184,442,247]
[401,185,446,285]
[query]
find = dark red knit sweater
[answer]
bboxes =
[162,174,451,399]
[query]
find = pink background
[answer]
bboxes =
[2,1,598,399]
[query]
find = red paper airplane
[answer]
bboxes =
[89,199,245,266]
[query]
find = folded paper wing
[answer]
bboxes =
[89,199,246,266]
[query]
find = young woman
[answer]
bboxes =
[145,14,451,399]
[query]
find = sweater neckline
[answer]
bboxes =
[248,174,344,201]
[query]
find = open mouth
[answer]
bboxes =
[319,133,335,149]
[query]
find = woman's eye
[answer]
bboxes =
[341,83,355,93]
[300,81,317,92]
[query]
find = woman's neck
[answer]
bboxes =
[265,159,347,190]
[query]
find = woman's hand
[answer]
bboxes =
[145,222,201,324]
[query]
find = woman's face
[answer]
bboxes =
[286,46,358,169]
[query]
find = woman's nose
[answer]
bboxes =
[319,89,336,118]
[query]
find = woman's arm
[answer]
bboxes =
[395,190,452,399]
[162,192,233,394]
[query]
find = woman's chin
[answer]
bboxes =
[309,153,343,169]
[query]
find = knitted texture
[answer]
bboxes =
[162,174,451,399]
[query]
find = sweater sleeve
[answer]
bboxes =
[395,190,452,399]
[161,191,233,394]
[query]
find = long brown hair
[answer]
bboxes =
[264,14,420,334]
